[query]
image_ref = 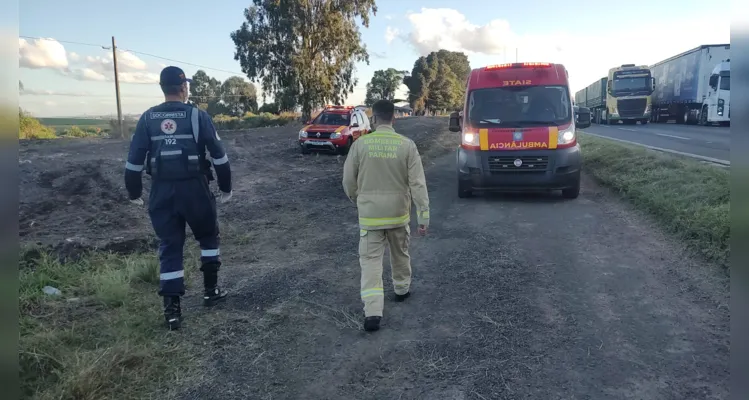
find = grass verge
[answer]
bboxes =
[19,248,203,400]
[578,133,729,269]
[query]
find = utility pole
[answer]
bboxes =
[111,36,124,139]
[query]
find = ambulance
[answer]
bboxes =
[449,62,581,199]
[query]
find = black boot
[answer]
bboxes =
[364,316,381,332]
[394,291,411,302]
[202,269,227,307]
[163,296,182,330]
[203,286,228,307]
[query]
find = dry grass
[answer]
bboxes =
[578,133,729,269]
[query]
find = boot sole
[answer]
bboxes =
[203,295,227,307]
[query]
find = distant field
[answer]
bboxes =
[38,118,112,133]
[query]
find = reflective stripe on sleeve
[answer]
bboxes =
[419,210,430,219]
[359,213,410,227]
[125,162,144,172]
[360,288,384,298]
[160,270,184,280]
[212,154,229,165]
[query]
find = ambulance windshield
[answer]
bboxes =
[467,86,572,127]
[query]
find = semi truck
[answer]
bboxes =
[649,44,730,126]
[575,64,655,125]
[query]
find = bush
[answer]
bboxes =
[212,111,299,130]
[61,126,103,138]
[19,111,57,140]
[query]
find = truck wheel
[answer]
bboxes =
[699,106,709,126]
[561,180,580,199]
[640,120,648,125]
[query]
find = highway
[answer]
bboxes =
[580,122,730,163]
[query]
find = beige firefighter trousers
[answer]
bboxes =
[359,225,411,317]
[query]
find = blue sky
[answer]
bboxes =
[19,0,729,117]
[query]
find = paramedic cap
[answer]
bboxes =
[159,66,193,86]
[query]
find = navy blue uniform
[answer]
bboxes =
[125,102,232,297]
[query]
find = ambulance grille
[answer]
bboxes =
[488,156,549,173]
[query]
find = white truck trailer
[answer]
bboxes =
[649,44,730,126]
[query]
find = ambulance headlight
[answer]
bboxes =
[558,125,576,145]
[462,132,479,146]
[299,130,307,138]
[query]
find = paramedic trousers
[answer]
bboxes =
[148,176,220,297]
[359,225,411,317]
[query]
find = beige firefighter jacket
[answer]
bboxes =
[342,124,430,230]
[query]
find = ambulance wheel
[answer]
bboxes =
[458,180,473,198]
[561,180,580,199]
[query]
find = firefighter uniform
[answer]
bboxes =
[342,124,430,327]
[124,67,233,330]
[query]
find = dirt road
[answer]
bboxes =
[19,117,729,399]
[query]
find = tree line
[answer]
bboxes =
[222,1,470,120]
[362,50,471,116]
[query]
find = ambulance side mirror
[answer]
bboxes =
[449,111,462,132]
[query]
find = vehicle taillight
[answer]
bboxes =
[484,62,552,70]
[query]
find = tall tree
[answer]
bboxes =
[230,0,377,120]
[404,50,470,115]
[364,68,407,106]
[221,76,259,116]
[189,70,223,115]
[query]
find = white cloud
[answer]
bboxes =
[19,37,69,69]
[19,38,160,84]
[402,8,730,93]
[385,26,400,44]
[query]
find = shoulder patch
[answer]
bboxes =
[150,111,187,119]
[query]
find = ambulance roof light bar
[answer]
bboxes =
[485,62,552,70]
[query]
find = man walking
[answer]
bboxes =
[342,99,430,332]
[124,66,233,330]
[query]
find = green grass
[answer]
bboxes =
[578,133,729,269]
[38,118,109,127]
[19,247,205,400]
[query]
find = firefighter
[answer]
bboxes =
[124,66,233,330]
[342,99,430,332]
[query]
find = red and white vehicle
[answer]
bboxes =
[449,62,581,199]
[298,105,372,155]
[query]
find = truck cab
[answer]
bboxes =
[701,61,730,126]
[449,62,581,199]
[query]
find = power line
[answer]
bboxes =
[19,35,246,77]
[19,35,110,49]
